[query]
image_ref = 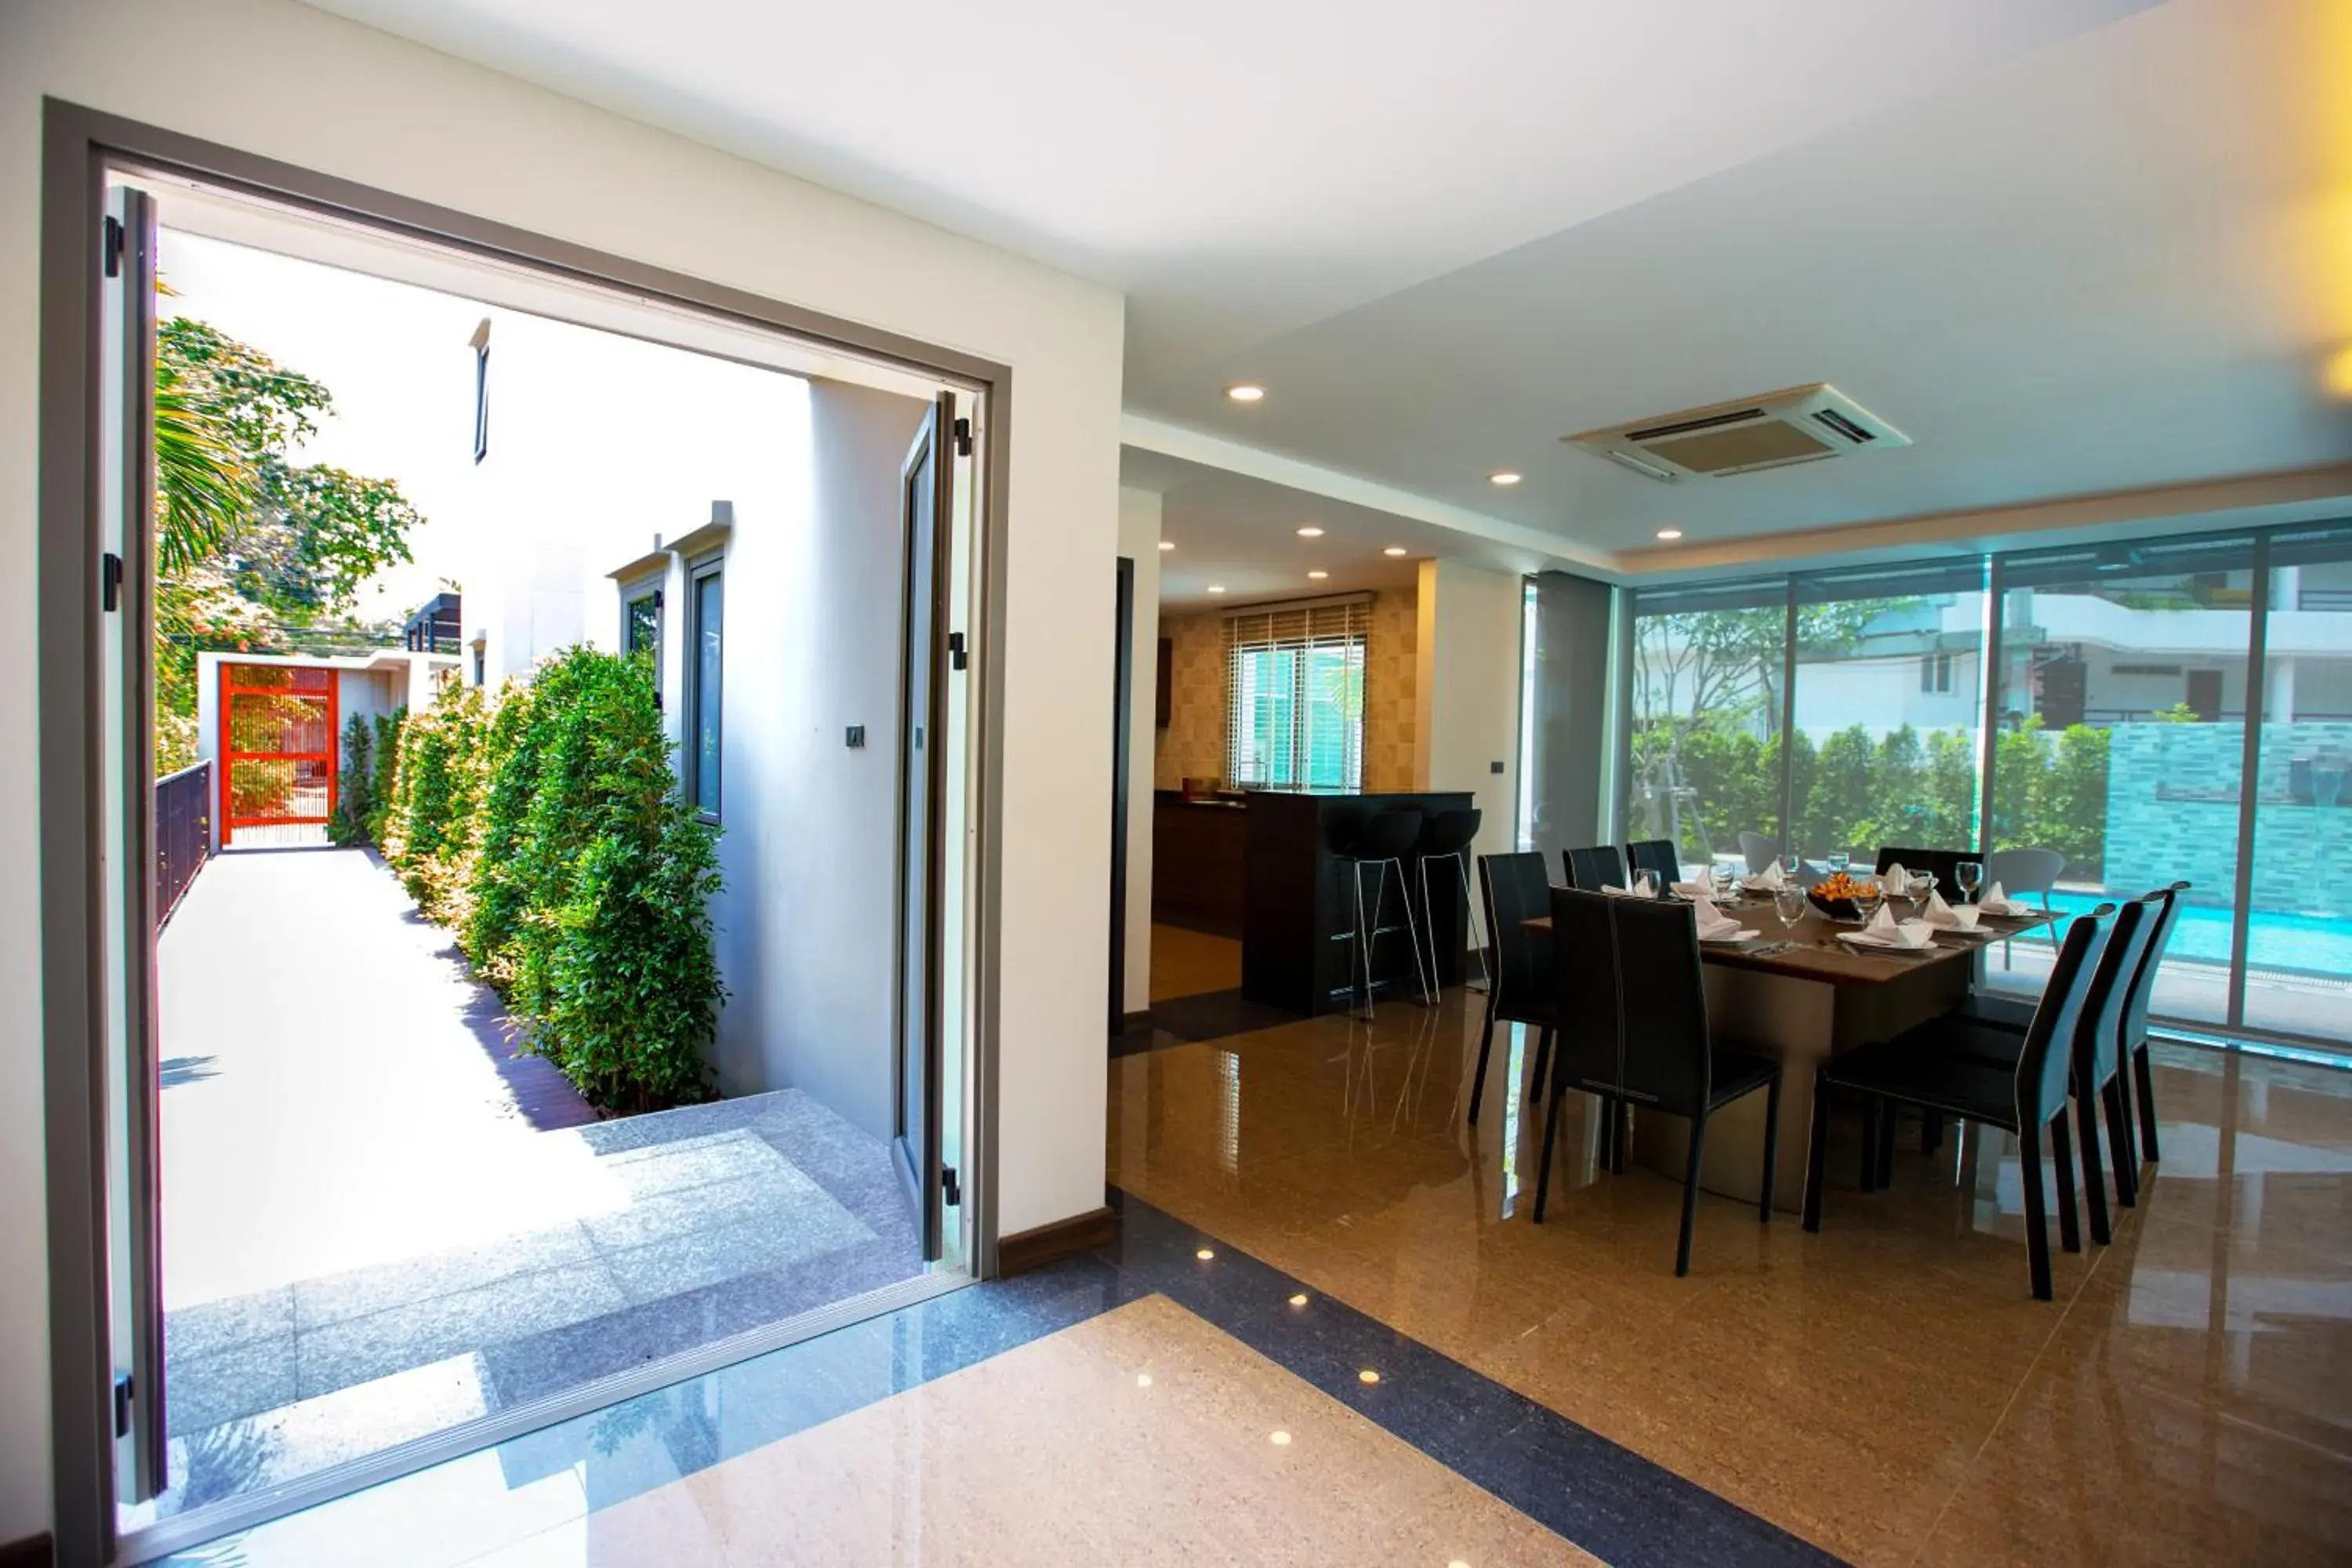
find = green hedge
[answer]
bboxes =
[385,648,724,1114]
[1637,717,2109,875]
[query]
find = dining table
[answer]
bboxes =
[1525,892,2058,1213]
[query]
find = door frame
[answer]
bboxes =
[37,97,1014,1566]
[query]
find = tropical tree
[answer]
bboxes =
[151,309,424,771]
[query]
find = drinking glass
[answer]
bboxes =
[1827,851,1850,875]
[1773,884,1808,931]
[1711,866,1736,903]
[1632,869,1657,900]
[1957,860,1984,904]
[1780,853,1805,883]
[1853,879,1884,922]
[1907,871,1934,905]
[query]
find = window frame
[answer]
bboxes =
[684,550,724,824]
[619,570,665,701]
[1222,604,1367,793]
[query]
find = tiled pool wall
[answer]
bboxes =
[2106,721,2352,915]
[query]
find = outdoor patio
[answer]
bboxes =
[151,848,923,1515]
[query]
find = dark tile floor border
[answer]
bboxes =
[1111,987,1305,1056]
[296,1188,1848,1568]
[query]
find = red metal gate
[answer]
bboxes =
[219,663,339,845]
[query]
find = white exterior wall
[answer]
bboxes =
[0,0,1125,1538]
[1413,560,1523,878]
[1116,488,1161,1014]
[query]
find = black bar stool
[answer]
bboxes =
[1326,808,1431,1018]
[1413,808,1487,993]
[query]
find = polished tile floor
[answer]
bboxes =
[1109,967,2352,1567]
[161,931,2351,1566]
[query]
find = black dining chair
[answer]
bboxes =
[1534,887,1783,1276]
[1625,839,1679,890]
[1562,844,1628,892]
[1873,845,1967,901]
[1468,852,1555,1126]
[2122,880,2190,1163]
[1947,892,2161,1243]
[1803,903,2115,1301]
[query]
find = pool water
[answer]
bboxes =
[2046,889,2352,979]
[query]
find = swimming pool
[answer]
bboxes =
[2045,889,2352,979]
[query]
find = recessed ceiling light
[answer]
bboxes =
[1383,546,1408,557]
[1656,528,1684,541]
[1158,540,1174,552]
[1490,471,1523,486]
[1226,383,1266,403]
[1308,570,1328,580]
[1196,1247,1215,1260]
[1269,1431,1292,1446]
[1296,526,1324,538]
[1207,585,1227,594]
[1358,1369,1381,1385]
[1136,1373,1153,1388]
[1288,1293,1309,1307]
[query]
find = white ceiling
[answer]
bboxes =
[1126,448,1541,611]
[306,0,2352,569]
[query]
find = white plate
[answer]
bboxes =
[1700,929,1762,944]
[1835,931,1936,952]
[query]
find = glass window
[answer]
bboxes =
[2244,523,2352,1044]
[689,563,722,820]
[1626,577,1789,876]
[1790,558,1987,874]
[1981,535,2256,1025]
[1222,600,1366,791]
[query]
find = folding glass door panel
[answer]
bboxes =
[1624,577,1791,874]
[1982,535,2257,1022]
[2244,522,2352,1047]
[1788,559,1988,873]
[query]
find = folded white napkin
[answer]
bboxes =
[1860,903,1936,949]
[1922,888,1957,927]
[1690,895,1741,941]
[1671,880,1711,898]
[1951,903,1982,931]
[1602,881,1655,898]
[1881,861,1910,895]
[1745,861,1786,891]
[1979,880,2024,916]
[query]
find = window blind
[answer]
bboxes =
[1223,594,1370,790]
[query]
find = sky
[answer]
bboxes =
[155,227,805,640]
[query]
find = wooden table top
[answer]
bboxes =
[1524,900,2059,989]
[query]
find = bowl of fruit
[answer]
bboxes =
[1806,871,1867,920]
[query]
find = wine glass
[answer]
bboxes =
[1957,860,1984,904]
[1906,870,1934,906]
[1772,884,1808,931]
[1780,852,1805,884]
[1853,877,1884,924]
[1827,851,1850,875]
[1632,869,1658,900]
[1711,865,1736,904]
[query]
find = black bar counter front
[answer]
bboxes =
[1240,790,1476,1015]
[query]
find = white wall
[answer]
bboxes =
[0,0,1124,1540]
[1115,488,1160,1014]
[1413,560,1523,882]
[705,379,924,1136]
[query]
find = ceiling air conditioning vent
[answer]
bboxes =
[1566,383,1908,481]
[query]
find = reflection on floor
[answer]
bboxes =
[1109,990,2352,1566]
[1147,920,1243,1003]
[163,972,2352,1566]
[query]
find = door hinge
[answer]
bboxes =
[953,417,972,458]
[940,1166,961,1206]
[947,631,967,671]
[101,552,124,613]
[113,1373,134,1439]
[652,589,663,608]
[103,215,124,278]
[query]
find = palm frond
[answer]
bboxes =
[153,380,253,575]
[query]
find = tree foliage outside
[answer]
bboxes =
[152,312,421,771]
[385,649,725,1114]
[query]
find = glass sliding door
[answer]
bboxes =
[1980,535,2257,1023]
[1625,577,1791,877]
[1789,558,1987,872]
[2243,522,2352,1047]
